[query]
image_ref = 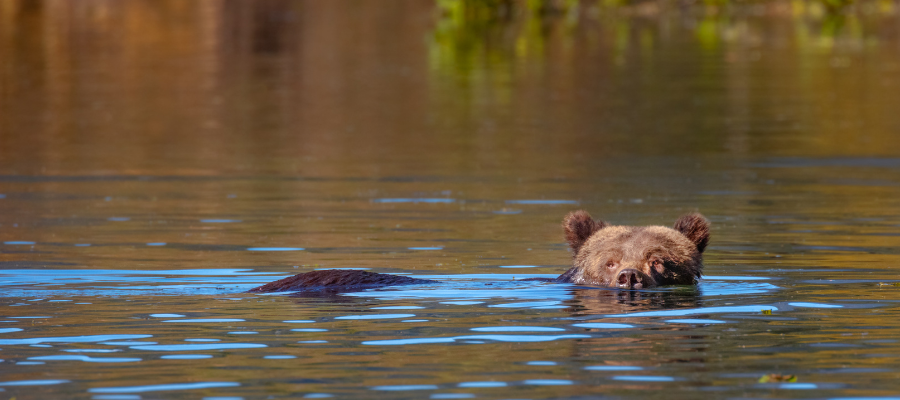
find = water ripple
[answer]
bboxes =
[0,380,70,386]
[28,355,141,363]
[0,334,152,346]
[335,314,415,320]
[606,305,778,318]
[89,382,240,393]
[130,343,266,351]
[363,334,590,346]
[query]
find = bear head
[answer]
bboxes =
[556,211,710,289]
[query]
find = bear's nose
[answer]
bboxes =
[616,269,643,289]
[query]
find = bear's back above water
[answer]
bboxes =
[248,211,710,293]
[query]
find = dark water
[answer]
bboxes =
[2,1,900,399]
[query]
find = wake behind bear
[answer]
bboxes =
[248,211,710,293]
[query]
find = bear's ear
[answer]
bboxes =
[673,213,710,253]
[563,210,607,254]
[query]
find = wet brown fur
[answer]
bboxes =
[557,211,710,287]
[248,269,438,293]
[248,211,710,293]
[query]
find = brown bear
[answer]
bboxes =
[248,211,710,293]
[556,211,709,289]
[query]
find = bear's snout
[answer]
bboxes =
[615,268,653,289]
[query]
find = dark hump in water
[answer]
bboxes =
[247,269,439,293]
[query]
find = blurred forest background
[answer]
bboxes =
[1,0,899,179]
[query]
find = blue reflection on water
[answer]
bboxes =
[163,319,244,323]
[699,280,779,296]
[372,385,439,391]
[585,366,642,371]
[364,334,589,346]
[789,302,842,308]
[779,383,818,389]
[161,354,213,360]
[470,326,564,332]
[0,268,275,291]
[372,198,454,204]
[457,381,507,388]
[489,301,561,308]
[506,200,579,205]
[703,275,771,281]
[130,343,266,351]
[409,247,443,251]
[606,305,778,318]
[0,328,23,333]
[0,380,69,386]
[89,382,240,393]
[335,314,416,320]
[246,247,305,251]
[522,379,573,385]
[28,355,141,363]
[3,241,35,245]
[666,319,728,324]
[100,341,157,346]
[63,349,121,353]
[0,334,152,345]
[613,376,675,382]
[572,323,634,329]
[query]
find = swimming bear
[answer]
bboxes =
[248,211,710,293]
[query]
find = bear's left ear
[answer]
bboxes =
[563,210,607,254]
[673,213,710,253]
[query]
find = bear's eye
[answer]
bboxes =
[605,261,616,269]
[650,260,665,274]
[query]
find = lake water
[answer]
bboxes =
[2,1,900,399]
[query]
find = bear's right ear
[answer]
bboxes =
[563,210,606,254]
[673,213,710,253]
